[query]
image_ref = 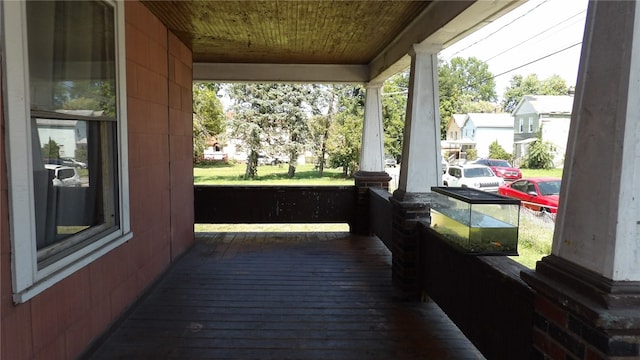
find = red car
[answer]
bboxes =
[473,159,522,181]
[498,177,561,213]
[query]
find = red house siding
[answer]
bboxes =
[0,2,194,359]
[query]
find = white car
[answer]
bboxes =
[442,164,504,192]
[44,164,82,187]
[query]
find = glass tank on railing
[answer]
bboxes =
[430,187,521,255]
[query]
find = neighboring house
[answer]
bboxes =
[441,114,470,163]
[445,114,466,141]
[512,95,574,167]
[460,113,514,158]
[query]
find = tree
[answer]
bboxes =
[278,83,311,178]
[488,140,511,160]
[327,85,364,177]
[226,83,312,179]
[193,83,226,161]
[439,57,497,138]
[193,83,226,136]
[382,71,408,162]
[501,74,569,113]
[54,80,116,116]
[42,139,61,160]
[460,100,498,114]
[307,85,337,176]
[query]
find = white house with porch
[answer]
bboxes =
[460,113,514,158]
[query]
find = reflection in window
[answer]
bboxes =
[27,1,119,266]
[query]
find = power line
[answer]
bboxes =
[483,10,586,63]
[447,0,552,58]
[492,41,582,79]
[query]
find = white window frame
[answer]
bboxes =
[3,0,132,303]
[518,118,524,133]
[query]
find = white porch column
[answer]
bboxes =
[397,43,442,194]
[552,0,640,282]
[521,4,640,356]
[359,83,385,172]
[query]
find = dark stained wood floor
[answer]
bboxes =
[84,232,486,360]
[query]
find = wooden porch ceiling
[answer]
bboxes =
[141,0,525,82]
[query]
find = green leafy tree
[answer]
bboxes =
[327,85,364,177]
[227,83,274,179]
[42,139,60,160]
[307,85,337,176]
[226,83,312,179]
[382,71,408,162]
[488,140,511,160]
[193,83,226,137]
[439,57,497,138]
[460,100,498,114]
[193,83,226,162]
[55,80,116,116]
[277,84,311,178]
[308,114,331,175]
[501,74,569,113]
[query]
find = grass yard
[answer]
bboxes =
[194,162,354,185]
[520,167,563,179]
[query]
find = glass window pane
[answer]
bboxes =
[27,1,120,263]
[27,1,116,118]
[33,118,119,254]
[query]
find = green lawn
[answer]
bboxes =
[508,167,561,268]
[520,167,563,179]
[194,162,353,185]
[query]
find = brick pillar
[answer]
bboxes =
[390,190,431,295]
[353,171,391,235]
[522,256,640,359]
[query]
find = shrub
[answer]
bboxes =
[465,148,478,161]
[488,140,511,161]
[524,139,554,169]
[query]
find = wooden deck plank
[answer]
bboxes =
[83,232,485,360]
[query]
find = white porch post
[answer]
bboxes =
[552,0,640,282]
[352,82,390,235]
[359,83,385,172]
[522,2,640,357]
[397,43,442,195]
[389,43,441,293]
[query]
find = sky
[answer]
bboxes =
[439,0,589,100]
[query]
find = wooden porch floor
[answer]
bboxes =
[84,232,485,360]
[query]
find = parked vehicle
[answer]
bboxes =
[385,155,397,168]
[203,151,228,162]
[61,157,87,168]
[44,164,82,187]
[472,158,522,181]
[498,177,561,213]
[257,154,289,165]
[442,164,504,192]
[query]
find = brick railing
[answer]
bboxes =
[418,225,535,360]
